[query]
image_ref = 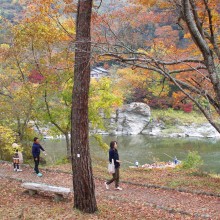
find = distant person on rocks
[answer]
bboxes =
[32,137,46,177]
[105,141,122,190]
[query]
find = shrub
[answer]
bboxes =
[147,97,172,109]
[0,125,16,160]
[181,103,193,113]
[181,151,203,170]
[55,157,69,165]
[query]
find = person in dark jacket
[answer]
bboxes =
[32,137,46,177]
[105,141,122,190]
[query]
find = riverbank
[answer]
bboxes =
[1,162,220,219]
[144,109,220,138]
[92,104,220,138]
[41,107,219,139]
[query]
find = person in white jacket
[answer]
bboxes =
[12,143,23,172]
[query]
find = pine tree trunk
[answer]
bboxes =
[64,133,71,159]
[71,0,97,213]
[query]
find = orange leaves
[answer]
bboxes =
[25,0,77,23]
[63,4,77,14]
[154,26,179,47]
[184,32,191,39]
[155,26,172,37]
[13,0,76,46]
[135,0,157,7]
[63,0,73,4]
[117,68,148,90]
[159,2,172,9]
[179,0,220,54]
[136,0,172,9]
[172,91,186,109]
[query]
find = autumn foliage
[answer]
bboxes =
[1,1,220,134]
[93,0,220,135]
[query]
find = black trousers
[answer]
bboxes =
[13,163,19,169]
[106,167,120,188]
[34,156,40,174]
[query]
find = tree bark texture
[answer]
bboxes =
[64,133,71,159]
[71,0,97,213]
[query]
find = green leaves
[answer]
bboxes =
[182,151,203,170]
[0,125,16,160]
[89,77,122,130]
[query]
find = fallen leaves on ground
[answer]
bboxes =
[0,162,220,219]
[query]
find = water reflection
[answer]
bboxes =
[42,135,220,173]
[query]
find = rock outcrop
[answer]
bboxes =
[142,121,220,138]
[105,102,151,135]
[93,102,220,138]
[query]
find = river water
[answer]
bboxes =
[42,135,220,173]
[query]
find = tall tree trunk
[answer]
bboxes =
[64,132,71,159]
[71,0,97,213]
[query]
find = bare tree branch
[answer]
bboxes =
[0,91,13,99]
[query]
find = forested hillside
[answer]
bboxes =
[0,0,220,142]
[92,1,190,109]
[0,0,23,21]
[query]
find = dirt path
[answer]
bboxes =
[0,162,220,219]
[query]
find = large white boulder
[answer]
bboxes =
[109,102,151,135]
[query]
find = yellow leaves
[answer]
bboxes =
[137,49,148,55]
[13,16,73,49]
[0,125,16,159]
[60,18,76,37]
[0,44,10,49]
[98,55,116,62]
[93,134,109,151]
[89,77,123,128]
[14,1,76,45]
[0,44,10,60]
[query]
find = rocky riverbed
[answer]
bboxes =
[93,102,220,139]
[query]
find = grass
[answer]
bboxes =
[168,180,185,188]
[210,173,220,178]
[161,127,183,134]
[151,108,207,125]
[44,157,220,195]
